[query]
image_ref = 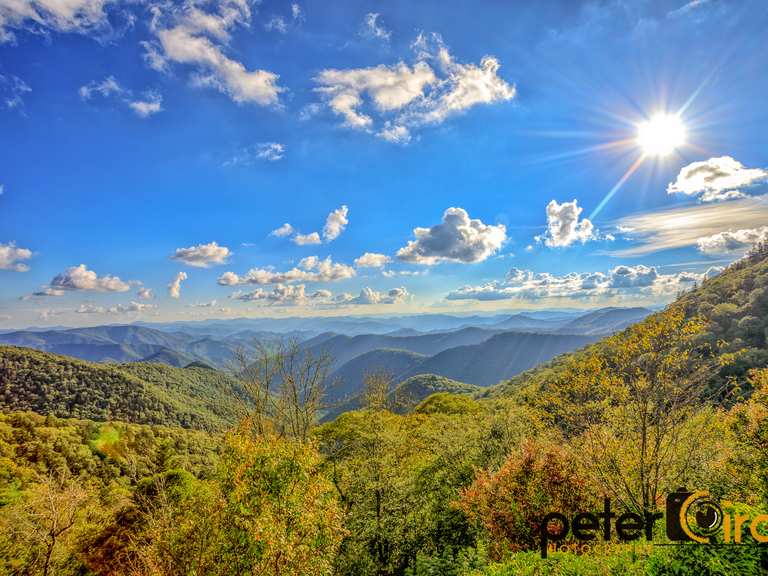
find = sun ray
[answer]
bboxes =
[589,154,646,220]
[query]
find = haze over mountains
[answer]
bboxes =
[0,308,651,398]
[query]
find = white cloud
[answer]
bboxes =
[188,299,217,308]
[355,252,391,268]
[217,256,355,286]
[29,288,66,298]
[0,0,115,44]
[256,142,285,161]
[0,242,32,271]
[292,231,322,245]
[447,264,710,303]
[270,206,348,245]
[535,199,597,247]
[610,196,768,256]
[49,264,131,292]
[397,207,506,265]
[315,62,436,129]
[171,241,231,268]
[76,300,157,314]
[382,269,425,277]
[339,286,410,305]
[145,0,284,107]
[264,15,286,34]
[231,283,309,306]
[79,76,123,100]
[79,76,163,118]
[291,3,302,20]
[314,33,514,143]
[667,156,768,202]
[232,285,410,307]
[128,92,163,118]
[697,226,768,255]
[137,287,154,300]
[362,12,390,42]
[323,205,348,241]
[270,223,294,237]
[168,271,187,299]
[0,74,30,110]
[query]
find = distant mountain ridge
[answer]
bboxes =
[0,307,652,372]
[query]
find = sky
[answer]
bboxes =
[1,0,768,328]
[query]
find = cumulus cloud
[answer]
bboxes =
[168,271,187,299]
[225,142,285,166]
[271,206,349,245]
[137,287,154,300]
[127,93,163,118]
[667,156,768,202]
[231,283,310,306]
[171,241,231,268]
[270,223,294,237]
[323,205,349,241]
[697,226,768,255]
[447,265,713,303]
[49,264,131,292]
[535,199,597,247]
[314,32,514,143]
[292,232,321,245]
[0,0,116,44]
[397,207,506,265]
[79,76,163,118]
[355,252,391,268]
[218,256,355,286]
[230,283,410,308]
[361,12,390,42]
[144,0,284,106]
[339,286,410,305]
[0,242,32,271]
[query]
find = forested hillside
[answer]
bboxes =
[0,346,246,430]
[495,243,768,404]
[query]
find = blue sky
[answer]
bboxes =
[1,0,768,327]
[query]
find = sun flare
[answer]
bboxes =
[636,113,686,157]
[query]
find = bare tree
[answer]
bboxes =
[2,474,92,576]
[234,338,333,441]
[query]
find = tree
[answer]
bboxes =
[235,339,332,441]
[573,307,719,512]
[215,425,345,576]
[458,438,596,557]
[0,474,94,576]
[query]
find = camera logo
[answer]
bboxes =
[666,488,723,544]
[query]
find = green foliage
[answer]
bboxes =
[0,411,219,504]
[473,548,650,576]
[415,392,481,415]
[0,345,247,430]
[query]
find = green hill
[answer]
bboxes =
[392,373,480,409]
[0,346,247,431]
[493,244,768,403]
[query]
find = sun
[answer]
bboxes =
[636,113,686,157]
